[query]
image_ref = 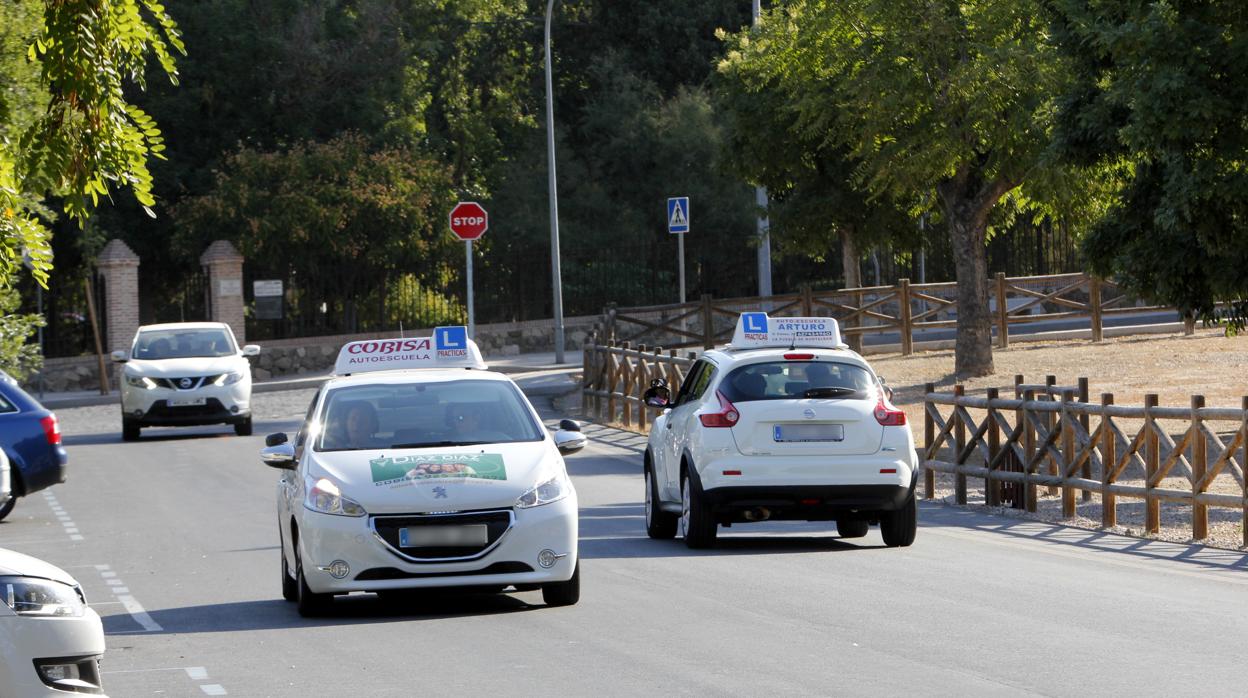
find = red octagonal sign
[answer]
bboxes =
[449,201,488,241]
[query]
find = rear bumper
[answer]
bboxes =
[20,446,68,495]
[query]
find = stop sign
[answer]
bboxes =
[449,201,488,241]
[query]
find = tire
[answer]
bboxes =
[880,489,918,548]
[644,464,677,539]
[680,470,717,549]
[295,546,334,617]
[122,420,140,441]
[280,547,297,602]
[541,562,580,607]
[234,417,253,437]
[0,496,16,522]
[837,518,869,539]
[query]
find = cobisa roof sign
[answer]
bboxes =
[333,326,486,374]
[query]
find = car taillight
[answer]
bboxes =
[699,390,740,428]
[873,398,906,426]
[784,353,814,360]
[40,414,62,445]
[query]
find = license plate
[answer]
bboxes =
[774,424,845,442]
[399,524,488,548]
[167,397,206,407]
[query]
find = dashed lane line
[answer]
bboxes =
[93,564,163,633]
[43,490,84,541]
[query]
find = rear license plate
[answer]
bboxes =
[774,424,845,442]
[167,397,207,407]
[399,524,489,548]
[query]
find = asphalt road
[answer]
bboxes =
[4,383,1247,697]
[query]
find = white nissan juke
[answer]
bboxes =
[643,313,918,548]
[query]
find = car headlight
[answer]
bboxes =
[515,474,571,509]
[125,373,158,390]
[303,476,366,517]
[213,370,246,386]
[0,576,87,617]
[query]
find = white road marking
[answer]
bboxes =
[186,667,208,681]
[106,578,123,586]
[100,571,117,578]
[201,685,228,696]
[113,587,129,594]
[45,491,84,541]
[70,534,84,541]
[117,595,162,632]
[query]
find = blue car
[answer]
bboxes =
[0,371,67,521]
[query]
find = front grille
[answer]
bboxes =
[371,509,514,563]
[154,375,219,390]
[355,561,534,581]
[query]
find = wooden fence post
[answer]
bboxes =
[954,384,967,505]
[849,289,865,353]
[1012,374,1025,509]
[1089,276,1103,343]
[635,344,648,432]
[605,340,619,425]
[1024,388,1038,513]
[1045,375,1058,496]
[923,382,935,500]
[1191,394,1207,540]
[701,294,714,349]
[986,387,1001,507]
[1061,389,1076,518]
[619,342,632,430]
[1078,377,1092,502]
[1144,393,1160,534]
[996,272,1009,349]
[1101,393,1116,528]
[1242,397,1248,548]
[899,278,913,355]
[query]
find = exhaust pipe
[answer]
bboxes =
[743,507,771,522]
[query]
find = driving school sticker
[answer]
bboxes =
[370,454,507,487]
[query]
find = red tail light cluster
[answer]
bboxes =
[699,390,740,428]
[873,399,906,426]
[40,414,62,445]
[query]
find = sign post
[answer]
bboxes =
[667,197,690,304]
[449,202,489,337]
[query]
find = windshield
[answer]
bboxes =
[719,361,876,402]
[134,329,236,359]
[314,379,545,451]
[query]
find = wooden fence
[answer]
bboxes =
[604,272,1180,352]
[923,376,1248,546]
[581,334,698,432]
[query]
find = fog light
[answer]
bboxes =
[321,560,350,579]
[40,663,79,682]
[230,405,240,413]
[537,549,564,569]
[36,656,102,693]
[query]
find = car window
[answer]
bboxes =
[718,361,875,403]
[673,361,706,406]
[295,388,323,450]
[314,380,544,451]
[0,393,15,414]
[688,362,716,401]
[134,329,236,359]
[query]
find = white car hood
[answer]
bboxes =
[309,440,562,513]
[0,548,78,586]
[125,356,244,377]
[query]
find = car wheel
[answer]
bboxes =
[541,562,580,607]
[837,519,869,539]
[280,549,297,602]
[644,466,677,539]
[122,420,140,441]
[295,546,333,617]
[0,496,16,522]
[234,417,253,437]
[680,470,717,549]
[880,489,917,548]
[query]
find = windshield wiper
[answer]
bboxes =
[804,387,860,399]
[389,440,490,449]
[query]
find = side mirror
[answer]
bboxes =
[558,419,581,432]
[554,430,587,455]
[265,432,288,447]
[878,377,894,402]
[261,442,296,469]
[242,344,261,357]
[642,385,671,408]
[110,350,128,363]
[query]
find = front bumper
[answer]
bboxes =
[121,381,251,427]
[297,493,579,594]
[0,609,107,696]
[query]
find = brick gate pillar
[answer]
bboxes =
[200,241,246,344]
[97,239,140,353]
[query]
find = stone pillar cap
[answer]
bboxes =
[98,239,139,265]
[200,240,244,265]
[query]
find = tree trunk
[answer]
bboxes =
[840,228,861,288]
[938,168,1016,378]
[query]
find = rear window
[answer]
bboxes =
[0,393,15,414]
[719,361,875,402]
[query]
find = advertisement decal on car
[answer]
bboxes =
[371,453,507,487]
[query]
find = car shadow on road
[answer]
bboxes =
[61,419,302,446]
[102,590,542,635]
[576,503,883,558]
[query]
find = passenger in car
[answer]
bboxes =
[327,402,384,449]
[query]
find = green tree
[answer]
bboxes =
[1049,0,1248,326]
[719,0,1077,376]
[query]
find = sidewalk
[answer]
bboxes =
[32,349,584,409]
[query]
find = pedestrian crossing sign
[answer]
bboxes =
[667,197,690,234]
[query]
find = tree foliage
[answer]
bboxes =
[1049,0,1248,326]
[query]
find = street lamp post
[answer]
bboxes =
[545,0,566,364]
[752,0,772,300]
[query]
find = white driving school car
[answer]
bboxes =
[112,322,261,440]
[260,327,585,616]
[642,313,918,548]
[0,547,107,696]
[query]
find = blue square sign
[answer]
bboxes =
[742,312,768,334]
[667,197,690,234]
[435,326,468,351]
